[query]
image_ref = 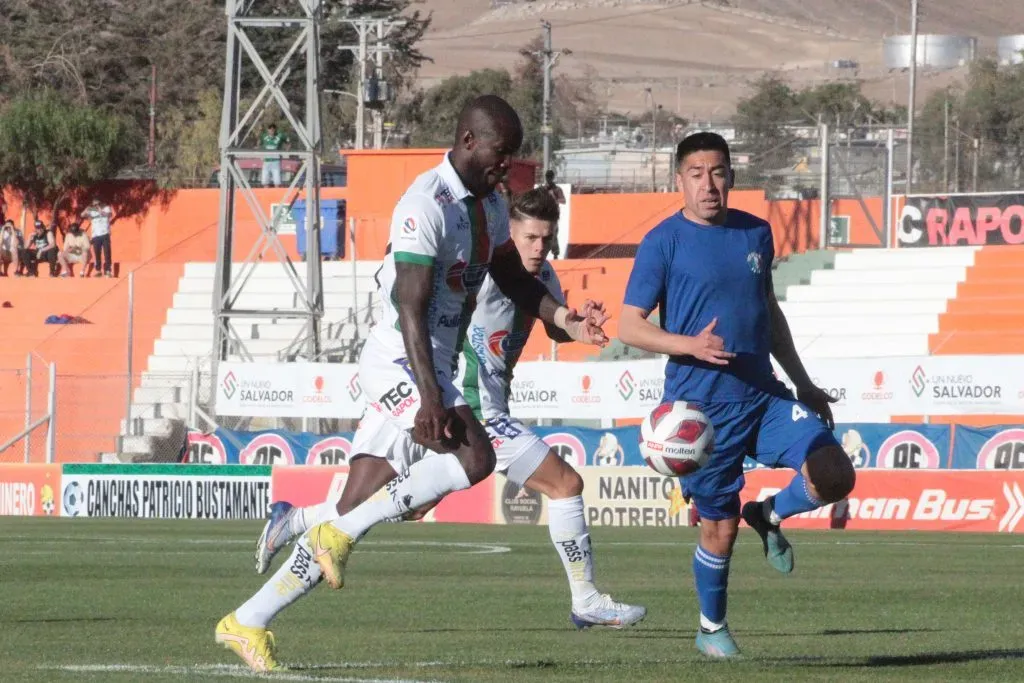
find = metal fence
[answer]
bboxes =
[0,357,56,464]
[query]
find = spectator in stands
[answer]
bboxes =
[58,222,91,277]
[259,123,289,187]
[21,220,58,277]
[1,220,23,276]
[81,198,113,277]
[544,169,566,204]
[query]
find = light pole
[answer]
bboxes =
[644,87,659,192]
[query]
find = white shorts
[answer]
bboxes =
[481,416,553,487]
[351,412,553,486]
[349,337,465,470]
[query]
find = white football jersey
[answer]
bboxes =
[460,261,564,418]
[370,154,511,376]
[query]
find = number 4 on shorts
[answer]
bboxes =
[791,404,808,421]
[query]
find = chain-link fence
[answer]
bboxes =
[0,358,54,464]
[555,118,1024,196]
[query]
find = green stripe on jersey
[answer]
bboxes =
[461,345,484,421]
[394,252,434,266]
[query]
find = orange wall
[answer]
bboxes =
[567,191,886,258]
[4,152,887,267]
[0,263,182,462]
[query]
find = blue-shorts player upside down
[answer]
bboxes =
[618,132,856,658]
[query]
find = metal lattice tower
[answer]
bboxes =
[212,0,324,381]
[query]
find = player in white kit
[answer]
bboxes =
[215,96,612,672]
[252,188,647,632]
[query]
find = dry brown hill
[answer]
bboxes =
[408,0,1024,119]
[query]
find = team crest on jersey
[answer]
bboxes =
[434,187,456,205]
[746,252,763,274]
[446,260,489,293]
[488,329,530,357]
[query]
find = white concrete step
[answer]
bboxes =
[160,323,308,342]
[177,277,378,295]
[784,282,958,302]
[148,356,217,373]
[133,385,186,405]
[154,339,301,357]
[159,320,374,342]
[792,334,930,358]
[833,247,978,269]
[139,372,195,389]
[165,306,377,325]
[120,417,176,437]
[183,261,384,278]
[128,402,189,420]
[785,314,939,335]
[809,267,967,286]
[779,300,947,316]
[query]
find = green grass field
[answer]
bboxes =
[2,519,1022,682]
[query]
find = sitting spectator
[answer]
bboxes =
[1,220,23,276]
[80,198,113,277]
[21,220,58,277]
[58,222,91,277]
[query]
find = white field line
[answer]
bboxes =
[40,663,440,683]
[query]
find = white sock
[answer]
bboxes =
[330,453,470,540]
[547,495,600,608]
[700,613,726,632]
[763,498,782,525]
[289,501,337,537]
[235,535,322,628]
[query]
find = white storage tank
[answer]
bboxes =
[998,35,1024,65]
[884,35,977,69]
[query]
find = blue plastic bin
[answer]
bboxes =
[294,199,344,259]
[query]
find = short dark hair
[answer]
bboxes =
[509,187,560,223]
[676,131,731,168]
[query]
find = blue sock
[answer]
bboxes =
[693,545,730,629]
[769,473,823,522]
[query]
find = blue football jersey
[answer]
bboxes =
[623,209,786,402]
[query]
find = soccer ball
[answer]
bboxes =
[639,401,714,476]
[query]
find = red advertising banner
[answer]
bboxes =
[271,466,496,524]
[741,469,1024,533]
[0,464,61,517]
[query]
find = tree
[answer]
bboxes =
[913,59,1024,193]
[1,0,431,185]
[401,69,516,148]
[0,92,139,217]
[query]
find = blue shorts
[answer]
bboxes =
[678,391,838,521]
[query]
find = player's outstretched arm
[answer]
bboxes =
[395,261,451,443]
[490,242,608,347]
[767,284,836,427]
[544,299,608,343]
[618,306,734,364]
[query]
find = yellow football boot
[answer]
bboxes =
[214,612,283,672]
[309,523,355,590]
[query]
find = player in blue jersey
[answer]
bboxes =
[618,132,856,658]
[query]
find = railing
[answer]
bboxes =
[0,356,57,463]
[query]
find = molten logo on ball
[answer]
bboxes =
[639,401,715,477]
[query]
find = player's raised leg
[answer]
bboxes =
[742,395,856,575]
[254,416,409,574]
[311,403,491,588]
[489,419,646,628]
